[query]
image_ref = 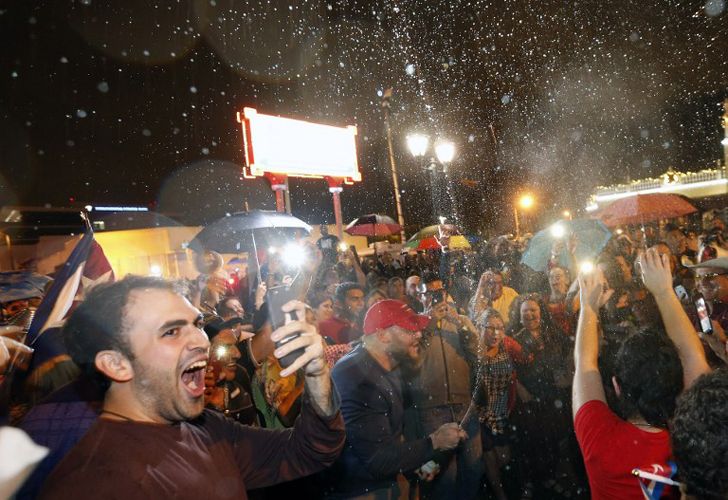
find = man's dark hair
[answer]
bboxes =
[334,282,364,303]
[612,329,683,428]
[215,297,240,318]
[663,223,683,235]
[63,275,182,387]
[421,270,441,285]
[672,369,728,500]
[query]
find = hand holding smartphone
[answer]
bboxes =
[266,282,307,368]
[695,293,713,335]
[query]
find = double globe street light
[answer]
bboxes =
[406,133,456,223]
[406,134,456,171]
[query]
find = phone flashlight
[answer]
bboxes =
[580,261,594,274]
[281,243,305,268]
[214,344,229,359]
[550,223,566,238]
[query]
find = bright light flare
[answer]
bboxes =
[338,242,349,252]
[518,194,535,209]
[435,140,455,163]
[407,134,429,157]
[722,138,728,146]
[215,345,229,359]
[149,264,162,277]
[282,243,305,268]
[580,261,594,274]
[550,223,566,238]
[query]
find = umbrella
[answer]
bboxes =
[190,210,312,254]
[598,193,697,227]
[521,219,612,272]
[344,214,402,237]
[405,225,471,251]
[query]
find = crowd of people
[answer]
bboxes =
[4,213,728,499]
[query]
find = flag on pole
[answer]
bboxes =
[26,229,114,346]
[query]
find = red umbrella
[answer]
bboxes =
[344,214,402,237]
[598,193,697,227]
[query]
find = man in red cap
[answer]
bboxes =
[326,300,467,499]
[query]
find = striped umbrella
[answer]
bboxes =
[404,225,472,251]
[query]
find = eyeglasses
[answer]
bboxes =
[480,325,505,333]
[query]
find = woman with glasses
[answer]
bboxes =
[475,308,529,500]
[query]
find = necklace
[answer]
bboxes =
[100,409,135,421]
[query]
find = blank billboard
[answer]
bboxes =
[239,107,361,183]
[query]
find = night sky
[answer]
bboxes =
[1,0,727,235]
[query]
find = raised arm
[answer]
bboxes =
[639,248,710,389]
[572,267,613,419]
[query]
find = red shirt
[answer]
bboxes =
[574,400,678,499]
[318,316,362,344]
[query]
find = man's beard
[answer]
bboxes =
[391,343,424,374]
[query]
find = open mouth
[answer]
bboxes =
[181,359,207,398]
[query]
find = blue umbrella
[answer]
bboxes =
[521,219,612,272]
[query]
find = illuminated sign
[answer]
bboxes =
[238,107,361,183]
[593,178,728,203]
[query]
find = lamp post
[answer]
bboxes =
[722,98,728,170]
[381,89,407,244]
[514,193,535,239]
[406,133,456,221]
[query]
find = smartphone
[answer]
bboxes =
[695,294,713,335]
[266,282,306,368]
[674,285,688,302]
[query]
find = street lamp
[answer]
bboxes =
[514,193,536,239]
[406,133,456,222]
[406,133,456,169]
[434,140,455,166]
[381,88,407,244]
[406,134,429,158]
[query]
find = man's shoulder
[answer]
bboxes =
[574,400,642,447]
[332,346,369,377]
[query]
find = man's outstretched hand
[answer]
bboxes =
[578,267,612,313]
[639,248,673,298]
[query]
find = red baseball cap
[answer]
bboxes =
[363,300,430,335]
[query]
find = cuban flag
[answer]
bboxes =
[26,228,114,346]
[634,462,680,500]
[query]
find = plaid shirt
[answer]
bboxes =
[477,343,513,433]
[476,336,528,433]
